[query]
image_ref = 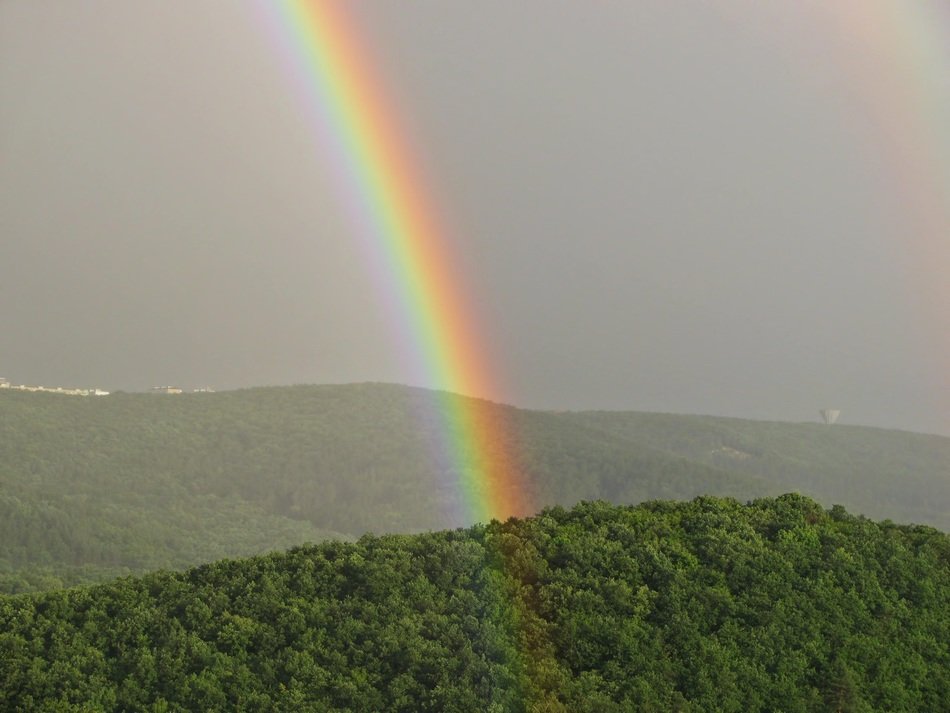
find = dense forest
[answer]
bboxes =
[563,410,950,529]
[1,496,947,711]
[2,384,948,593]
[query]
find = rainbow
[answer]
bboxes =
[727,0,949,391]
[767,0,950,426]
[254,0,531,525]
[824,0,950,388]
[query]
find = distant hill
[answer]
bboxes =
[1,497,947,711]
[561,410,950,530]
[1,383,947,592]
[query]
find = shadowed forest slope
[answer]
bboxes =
[562,410,950,529]
[1,383,947,592]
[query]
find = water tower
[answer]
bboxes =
[819,409,841,425]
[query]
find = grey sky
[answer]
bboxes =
[1,1,948,434]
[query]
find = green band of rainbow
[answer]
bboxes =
[258,0,531,524]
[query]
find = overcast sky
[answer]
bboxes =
[1,1,948,434]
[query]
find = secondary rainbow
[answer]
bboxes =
[815,0,949,427]
[255,0,530,524]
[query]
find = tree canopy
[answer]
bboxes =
[2,496,947,711]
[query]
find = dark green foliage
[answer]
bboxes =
[2,384,948,593]
[1,497,948,711]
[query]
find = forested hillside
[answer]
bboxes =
[1,496,947,711]
[0,384,765,592]
[2,383,948,593]
[564,410,950,529]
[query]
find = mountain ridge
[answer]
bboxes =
[1,382,946,593]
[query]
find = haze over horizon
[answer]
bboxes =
[2,1,948,435]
